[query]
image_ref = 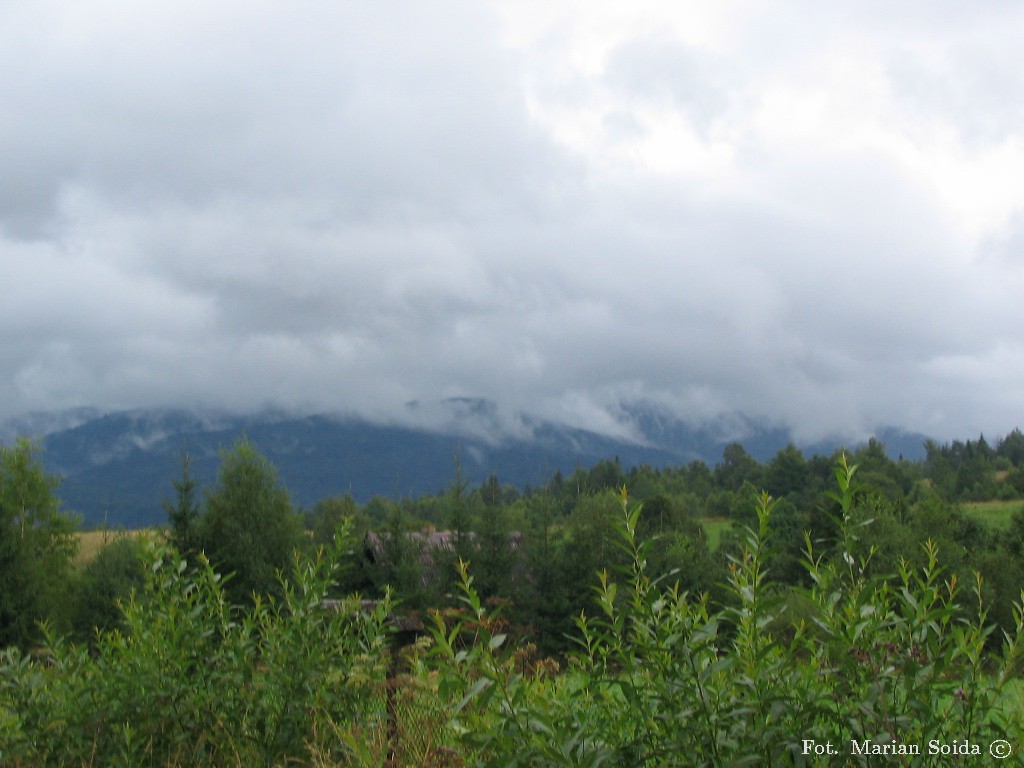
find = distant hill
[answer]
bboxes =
[0,404,932,528]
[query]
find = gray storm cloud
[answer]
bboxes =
[2,0,1024,444]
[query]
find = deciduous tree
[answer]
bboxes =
[0,439,78,647]
[197,438,302,604]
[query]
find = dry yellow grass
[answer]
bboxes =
[73,528,160,568]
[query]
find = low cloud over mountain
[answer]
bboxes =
[2,404,931,527]
[4,2,1023,443]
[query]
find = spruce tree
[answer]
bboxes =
[163,450,201,563]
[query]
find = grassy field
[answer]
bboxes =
[73,528,157,568]
[961,499,1024,531]
[699,516,731,550]
[696,498,1024,548]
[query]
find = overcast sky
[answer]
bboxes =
[3,0,1024,444]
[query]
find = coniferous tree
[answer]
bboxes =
[481,473,502,508]
[473,498,515,600]
[163,450,201,563]
[446,453,471,555]
[518,493,573,655]
[374,507,433,608]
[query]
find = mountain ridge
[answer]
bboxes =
[0,404,932,528]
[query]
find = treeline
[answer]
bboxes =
[923,430,1024,499]
[4,430,1024,657]
[3,469,1022,766]
[312,430,1024,654]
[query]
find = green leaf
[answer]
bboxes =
[455,676,493,714]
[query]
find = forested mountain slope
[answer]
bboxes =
[2,404,929,527]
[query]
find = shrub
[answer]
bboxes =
[0,522,391,767]
[71,534,148,641]
[3,459,1022,767]
[421,458,1024,766]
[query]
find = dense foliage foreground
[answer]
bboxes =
[2,459,1023,766]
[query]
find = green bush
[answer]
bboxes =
[71,534,148,641]
[3,458,1022,767]
[422,457,1024,766]
[0,522,391,767]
